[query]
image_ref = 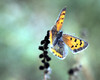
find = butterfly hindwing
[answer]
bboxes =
[62,34,88,53]
[50,37,68,60]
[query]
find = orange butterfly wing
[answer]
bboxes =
[49,8,66,45]
[62,34,88,53]
[56,8,66,31]
[50,48,63,58]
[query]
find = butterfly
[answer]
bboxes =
[49,8,88,60]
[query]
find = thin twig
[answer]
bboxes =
[44,72,46,80]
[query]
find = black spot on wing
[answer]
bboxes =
[71,45,74,48]
[74,39,77,42]
[59,56,62,58]
[78,47,83,51]
[80,40,82,46]
[75,45,77,47]
[73,49,78,52]
[73,47,83,52]
[70,38,72,40]
[61,22,63,24]
[73,41,88,53]
[62,13,65,15]
[75,44,78,47]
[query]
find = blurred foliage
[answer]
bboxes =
[0,0,100,80]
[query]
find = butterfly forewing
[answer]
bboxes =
[49,8,66,46]
[62,34,88,53]
[56,8,66,31]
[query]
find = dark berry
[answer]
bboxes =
[45,42,49,46]
[39,66,44,70]
[44,45,48,49]
[44,70,48,74]
[44,62,49,68]
[68,69,74,75]
[47,30,50,36]
[44,51,48,54]
[41,59,45,63]
[39,54,44,58]
[47,40,50,44]
[41,40,45,45]
[46,57,51,61]
[44,54,48,58]
[38,46,44,51]
[44,36,49,41]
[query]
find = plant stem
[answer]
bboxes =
[44,72,47,80]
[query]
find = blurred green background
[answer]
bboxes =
[0,0,100,80]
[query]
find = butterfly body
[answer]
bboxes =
[49,8,88,60]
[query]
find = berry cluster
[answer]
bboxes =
[68,65,82,76]
[39,30,51,70]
